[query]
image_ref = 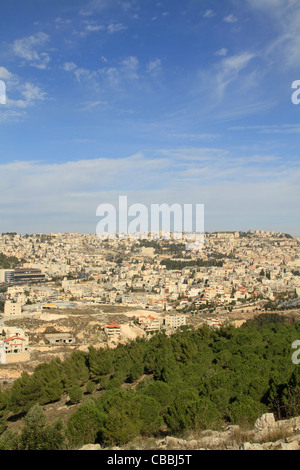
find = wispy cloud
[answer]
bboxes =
[12,32,51,69]
[247,0,300,67]
[79,0,111,16]
[0,66,46,121]
[85,21,105,32]
[20,82,46,103]
[55,17,72,27]
[0,150,298,233]
[229,124,300,134]
[62,54,163,98]
[121,56,139,80]
[167,133,220,142]
[203,9,215,18]
[215,52,256,98]
[215,48,228,57]
[146,58,162,76]
[0,66,18,87]
[73,20,127,37]
[107,23,127,34]
[223,14,238,23]
[63,62,77,71]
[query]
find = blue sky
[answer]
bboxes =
[0,0,299,236]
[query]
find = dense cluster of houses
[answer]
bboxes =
[0,230,299,361]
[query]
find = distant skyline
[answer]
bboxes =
[0,1,299,236]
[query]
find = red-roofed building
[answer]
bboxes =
[138,315,161,332]
[104,322,121,339]
[2,328,30,362]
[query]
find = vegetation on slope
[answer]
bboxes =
[0,314,299,450]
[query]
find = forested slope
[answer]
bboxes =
[0,313,299,450]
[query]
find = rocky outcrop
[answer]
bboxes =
[79,414,300,450]
[238,413,300,451]
[158,414,300,450]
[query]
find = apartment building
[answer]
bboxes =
[1,327,30,363]
[103,322,121,340]
[4,301,22,318]
[138,315,161,332]
[164,313,186,329]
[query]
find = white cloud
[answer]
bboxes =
[86,24,104,32]
[13,32,48,60]
[0,151,299,234]
[69,55,152,91]
[21,82,46,102]
[33,53,50,70]
[203,9,215,18]
[74,67,98,82]
[0,66,16,82]
[223,14,238,23]
[247,0,300,67]
[13,32,50,69]
[107,23,127,33]
[146,58,162,76]
[55,17,72,25]
[221,53,255,73]
[167,133,220,141]
[0,154,170,205]
[215,48,228,57]
[0,66,46,120]
[79,0,111,16]
[215,52,256,98]
[75,21,127,36]
[229,123,300,134]
[121,56,139,80]
[63,62,77,72]
[80,100,109,111]
[0,108,26,122]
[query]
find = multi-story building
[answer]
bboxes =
[164,313,186,329]
[1,326,30,362]
[4,301,22,318]
[13,268,45,283]
[138,315,161,332]
[103,322,121,340]
[0,268,45,284]
[0,269,15,283]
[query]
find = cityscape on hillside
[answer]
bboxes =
[0,229,299,379]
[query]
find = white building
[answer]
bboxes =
[165,313,186,329]
[4,301,22,318]
[138,315,161,332]
[0,269,14,283]
[2,326,30,362]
